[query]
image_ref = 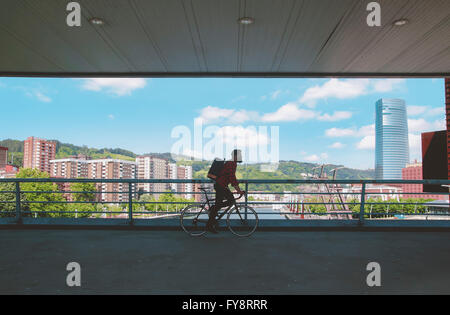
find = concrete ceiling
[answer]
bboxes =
[0,0,449,77]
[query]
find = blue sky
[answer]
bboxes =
[0,77,445,170]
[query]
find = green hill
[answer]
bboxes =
[0,138,136,165]
[1,139,375,183]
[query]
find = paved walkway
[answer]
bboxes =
[1,229,450,294]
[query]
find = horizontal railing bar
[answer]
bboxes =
[1,178,450,185]
[2,190,449,197]
[6,201,447,207]
[364,213,450,216]
[10,211,449,216]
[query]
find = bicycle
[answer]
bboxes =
[180,186,259,237]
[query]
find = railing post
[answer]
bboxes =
[128,182,133,225]
[15,182,22,224]
[244,181,248,220]
[359,183,366,226]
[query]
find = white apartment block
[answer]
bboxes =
[136,155,169,198]
[168,163,178,192]
[177,165,193,199]
[50,158,137,203]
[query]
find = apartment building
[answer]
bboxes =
[23,137,56,174]
[87,159,137,203]
[0,146,7,169]
[136,155,169,198]
[177,165,193,199]
[50,158,89,178]
[168,163,178,192]
[50,157,137,203]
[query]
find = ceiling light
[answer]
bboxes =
[393,18,409,26]
[238,17,255,25]
[89,17,105,26]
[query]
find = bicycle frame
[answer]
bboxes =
[193,189,245,224]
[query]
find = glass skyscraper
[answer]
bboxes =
[375,99,410,180]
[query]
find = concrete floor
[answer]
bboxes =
[1,229,450,294]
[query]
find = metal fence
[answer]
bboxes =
[0,178,449,227]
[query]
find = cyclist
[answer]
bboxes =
[206,149,244,233]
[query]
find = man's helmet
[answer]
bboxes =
[231,149,242,163]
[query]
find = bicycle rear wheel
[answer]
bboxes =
[227,206,258,237]
[180,205,209,236]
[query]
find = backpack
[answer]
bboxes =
[207,158,225,180]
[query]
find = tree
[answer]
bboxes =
[0,182,16,217]
[16,168,67,218]
[71,182,95,202]
[68,181,96,218]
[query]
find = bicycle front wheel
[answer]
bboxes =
[180,205,209,236]
[227,206,258,237]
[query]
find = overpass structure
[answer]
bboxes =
[1,1,450,295]
[0,0,449,77]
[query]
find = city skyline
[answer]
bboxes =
[0,77,446,170]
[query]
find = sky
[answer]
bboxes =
[0,77,446,170]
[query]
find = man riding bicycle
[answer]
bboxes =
[206,149,244,233]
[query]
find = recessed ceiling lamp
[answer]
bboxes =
[237,17,255,25]
[393,18,409,26]
[89,17,105,26]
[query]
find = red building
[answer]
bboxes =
[402,162,446,200]
[421,79,450,194]
[0,164,19,178]
[0,146,7,169]
[446,78,450,179]
[23,137,56,174]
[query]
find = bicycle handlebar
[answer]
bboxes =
[234,191,246,200]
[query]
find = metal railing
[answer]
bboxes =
[0,178,449,228]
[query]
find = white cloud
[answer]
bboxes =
[261,89,286,101]
[407,105,428,116]
[81,78,147,96]
[427,107,445,116]
[304,154,320,162]
[409,133,421,150]
[261,103,316,122]
[34,91,52,103]
[24,89,52,103]
[356,135,375,150]
[197,106,258,124]
[409,133,422,160]
[372,79,405,92]
[408,118,445,133]
[325,124,374,138]
[108,114,115,120]
[300,79,369,107]
[216,126,269,147]
[305,153,328,162]
[329,142,345,149]
[325,127,357,137]
[359,124,375,137]
[197,106,235,124]
[261,104,351,123]
[271,90,282,99]
[317,111,352,122]
[408,105,444,117]
[298,78,405,107]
